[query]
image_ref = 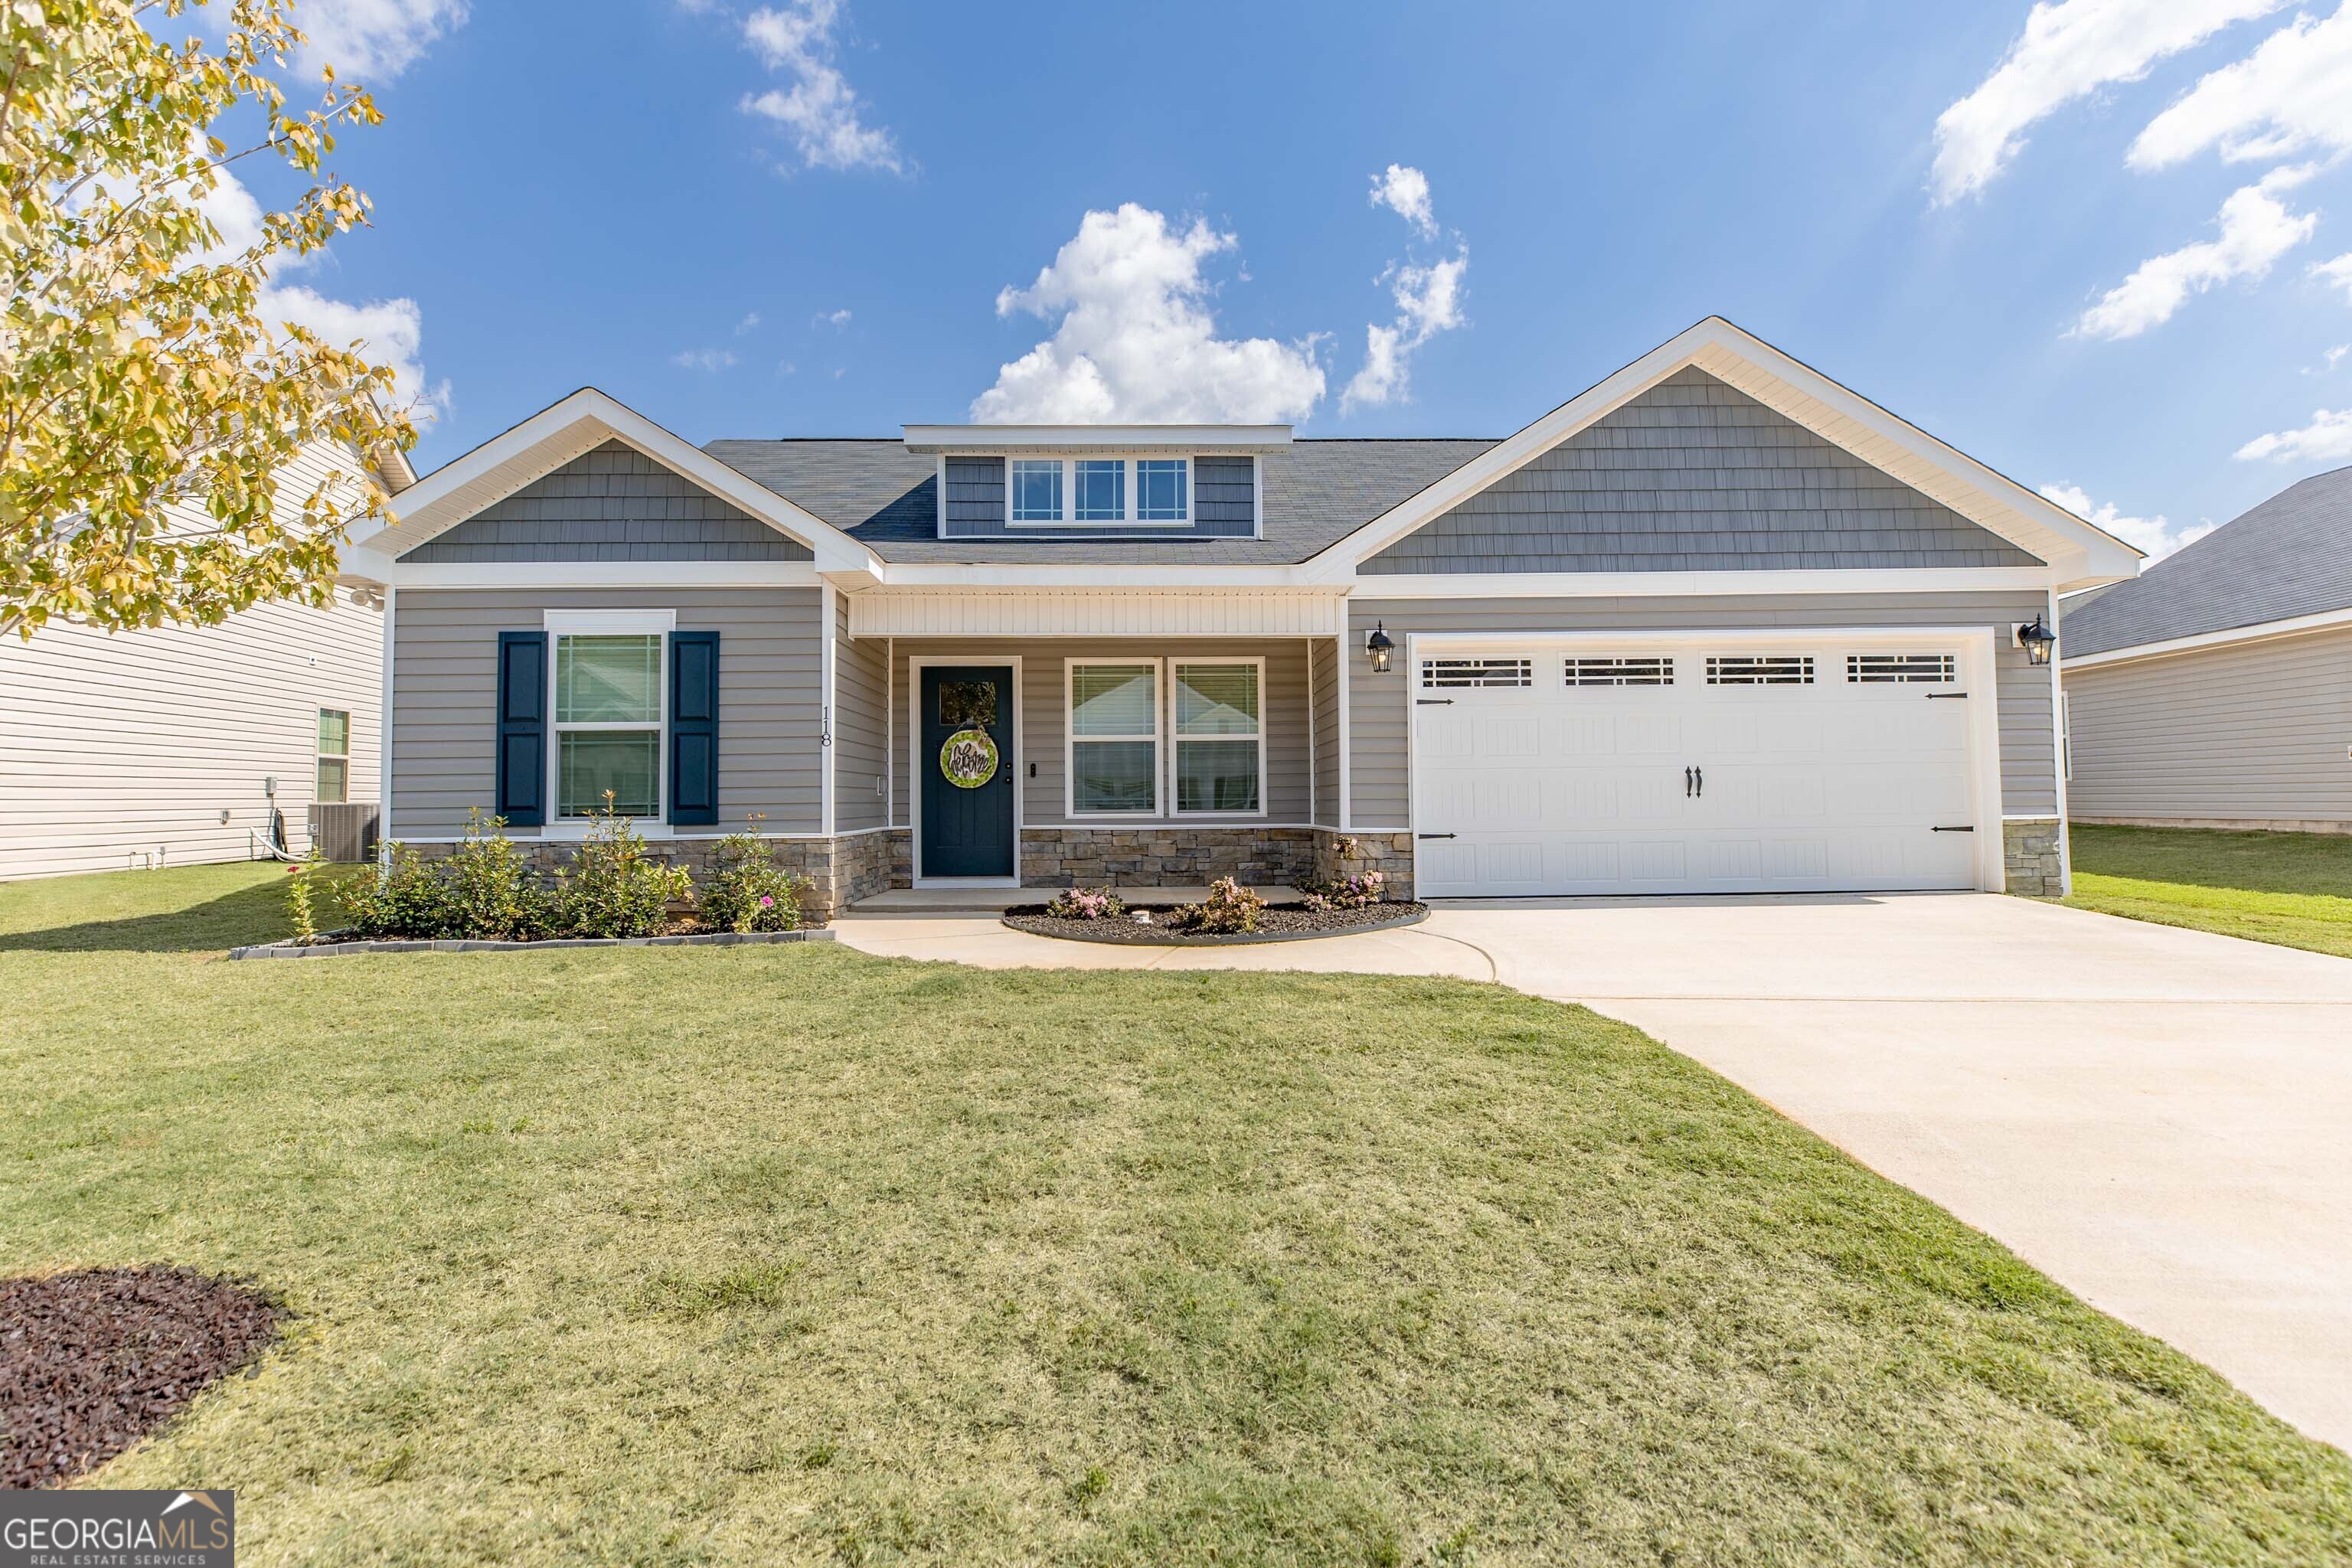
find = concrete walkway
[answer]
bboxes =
[832,893,2352,1449]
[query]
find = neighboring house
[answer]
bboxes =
[2062,465,2352,834]
[0,436,416,880]
[340,318,2138,918]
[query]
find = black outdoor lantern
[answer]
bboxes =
[2015,614,2057,667]
[1365,622,1395,674]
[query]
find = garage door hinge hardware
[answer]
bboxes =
[1417,832,1456,840]
[1415,698,1454,706]
[1926,692,1969,700]
[1931,825,1975,832]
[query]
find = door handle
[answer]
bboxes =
[1684,766,1693,798]
[1695,766,1703,798]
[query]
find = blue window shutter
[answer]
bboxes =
[669,630,720,826]
[495,631,548,827]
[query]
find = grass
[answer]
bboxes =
[3,865,2349,1565]
[2062,825,2352,960]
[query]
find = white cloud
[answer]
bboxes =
[293,0,469,82]
[2234,406,2352,460]
[740,1,903,174]
[970,204,1326,423]
[1341,164,1470,413]
[734,312,761,335]
[814,307,851,328]
[263,283,448,420]
[2073,162,2317,338]
[1368,163,1436,237]
[2039,481,2216,557]
[1930,0,2282,204]
[2130,5,2352,169]
[2315,251,2352,300]
[2328,342,2351,369]
[670,347,738,371]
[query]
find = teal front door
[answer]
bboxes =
[920,665,1015,878]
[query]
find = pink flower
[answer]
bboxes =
[760,895,774,907]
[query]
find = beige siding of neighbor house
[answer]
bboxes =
[2063,625,2352,830]
[0,596,383,880]
[0,433,393,881]
[1344,591,2058,827]
[389,587,823,839]
[884,639,1314,828]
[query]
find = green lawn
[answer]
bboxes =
[4,866,2348,1565]
[2063,825,2352,960]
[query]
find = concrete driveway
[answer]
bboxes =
[836,892,2352,1449]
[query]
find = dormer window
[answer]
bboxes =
[1002,456,1191,527]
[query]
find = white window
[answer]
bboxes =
[1004,457,1191,526]
[552,628,665,819]
[1172,661,1263,815]
[315,709,351,803]
[1011,459,1063,522]
[1067,662,1160,815]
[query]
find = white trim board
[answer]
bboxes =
[2059,605,2352,671]
[1351,567,2060,599]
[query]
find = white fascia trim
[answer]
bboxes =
[544,608,676,632]
[1298,316,2144,585]
[346,547,823,590]
[354,388,883,575]
[1351,566,2060,599]
[874,562,1315,588]
[904,423,1291,452]
[1409,623,1996,651]
[2060,606,2352,671]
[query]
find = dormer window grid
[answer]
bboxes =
[1002,456,1192,528]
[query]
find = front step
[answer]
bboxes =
[848,884,1298,914]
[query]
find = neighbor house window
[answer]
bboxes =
[1135,459,1189,521]
[554,632,663,818]
[1073,459,1126,522]
[1011,459,1063,522]
[1068,662,1159,815]
[1172,662,1262,814]
[315,709,350,803]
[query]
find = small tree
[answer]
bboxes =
[2,0,417,642]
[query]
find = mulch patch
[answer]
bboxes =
[2,1266,284,1488]
[1004,900,1428,943]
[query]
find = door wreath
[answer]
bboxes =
[939,727,999,789]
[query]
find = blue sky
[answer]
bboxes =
[231,0,2352,557]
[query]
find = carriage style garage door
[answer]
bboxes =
[1410,634,1998,897]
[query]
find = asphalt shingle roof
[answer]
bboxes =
[2062,464,2352,657]
[701,438,1501,565]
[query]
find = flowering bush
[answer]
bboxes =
[1044,886,1125,921]
[1184,876,1265,934]
[284,848,322,942]
[553,795,693,939]
[696,818,806,933]
[443,809,554,939]
[1297,871,1386,912]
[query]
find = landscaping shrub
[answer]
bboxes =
[1044,886,1125,920]
[1297,871,1386,912]
[443,809,555,939]
[338,842,455,939]
[283,848,322,942]
[1184,876,1265,934]
[695,818,806,933]
[553,795,692,939]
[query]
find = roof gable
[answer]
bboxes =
[1304,317,2143,589]
[1364,368,2040,574]
[2063,463,2352,657]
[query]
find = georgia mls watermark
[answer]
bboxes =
[2,1490,234,1567]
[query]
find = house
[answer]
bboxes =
[0,436,416,881]
[338,318,2138,918]
[2061,465,2352,834]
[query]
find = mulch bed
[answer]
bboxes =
[1004,901,1429,944]
[2,1266,284,1488]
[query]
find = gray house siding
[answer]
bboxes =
[2064,626,2352,830]
[886,639,1312,828]
[389,588,824,839]
[833,593,890,833]
[400,439,812,563]
[939,455,1257,541]
[1362,368,2040,575]
[1344,592,2058,827]
[1309,635,1341,828]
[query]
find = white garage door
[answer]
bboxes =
[1412,639,1987,897]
